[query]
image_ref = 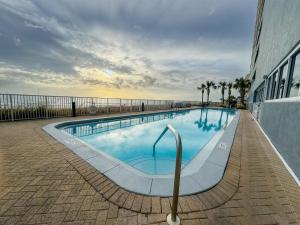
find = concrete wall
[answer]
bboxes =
[253,100,300,179]
[248,0,300,102]
[247,0,300,181]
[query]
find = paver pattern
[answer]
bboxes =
[0,111,299,225]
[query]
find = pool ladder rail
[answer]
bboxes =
[152,124,182,225]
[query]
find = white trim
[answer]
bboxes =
[265,96,300,103]
[250,113,300,187]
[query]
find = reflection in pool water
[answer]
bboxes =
[194,108,236,132]
[61,108,236,175]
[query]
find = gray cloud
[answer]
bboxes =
[0,0,257,100]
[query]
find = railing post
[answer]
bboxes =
[130,99,133,112]
[72,97,76,117]
[9,94,14,121]
[45,96,49,118]
[140,99,142,111]
[107,98,109,113]
[120,99,122,113]
[141,102,145,112]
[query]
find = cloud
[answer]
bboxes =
[13,36,21,46]
[0,0,257,100]
[24,20,44,30]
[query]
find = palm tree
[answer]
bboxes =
[233,77,251,108]
[227,82,233,107]
[227,82,233,98]
[218,81,227,105]
[197,84,206,105]
[206,81,216,104]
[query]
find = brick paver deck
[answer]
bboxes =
[0,111,299,225]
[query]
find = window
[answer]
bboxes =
[254,81,265,102]
[254,90,257,102]
[266,76,272,100]
[270,71,278,99]
[262,47,300,100]
[278,63,288,98]
[288,51,300,97]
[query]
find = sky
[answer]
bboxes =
[0,0,257,101]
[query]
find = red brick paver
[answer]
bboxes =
[0,111,299,225]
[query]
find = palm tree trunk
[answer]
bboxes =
[201,91,204,105]
[222,92,224,104]
[240,90,245,106]
[207,89,210,104]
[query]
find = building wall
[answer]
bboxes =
[249,0,300,101]
[248,0,300,181]
[254,100,300,179]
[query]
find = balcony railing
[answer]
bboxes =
[0,93,204,122]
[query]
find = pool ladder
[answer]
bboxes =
[153,124,182,225]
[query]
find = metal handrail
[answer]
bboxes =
[152,124,182,225]
[153,125,169,155]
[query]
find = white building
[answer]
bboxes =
[248,0,300,180]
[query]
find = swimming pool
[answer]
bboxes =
[44,108,239,196]
[61,108,236,175]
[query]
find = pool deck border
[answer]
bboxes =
[43,108,240,197]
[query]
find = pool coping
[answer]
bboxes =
[43,108,240,196]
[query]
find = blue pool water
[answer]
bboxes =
[61,108,236,175]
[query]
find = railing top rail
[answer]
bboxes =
[0,93,205,104]
[0,93,178,102]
